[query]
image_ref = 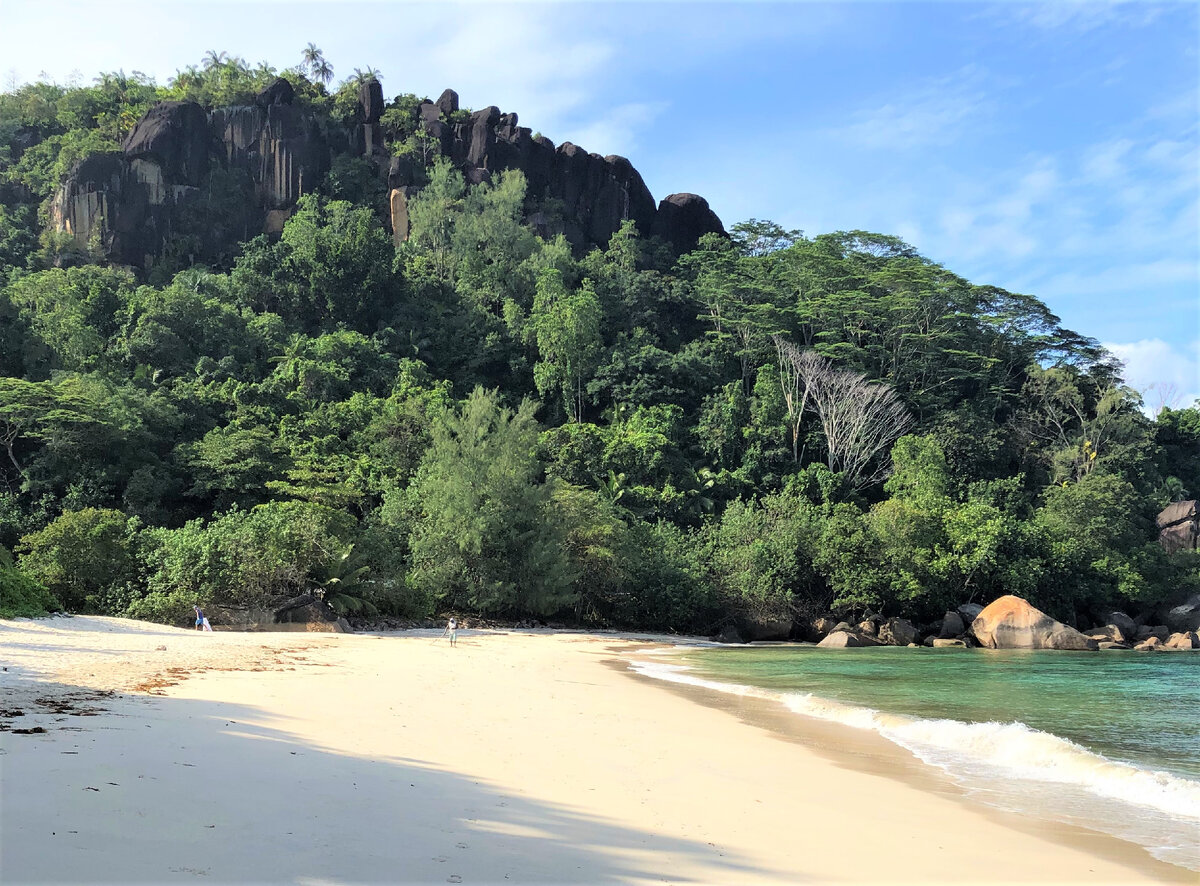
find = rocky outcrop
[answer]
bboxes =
[407,91,718,252]
[932,638,966,648]
[54,84,327,266]
[122,100,212,186]
[435,88,459,117]
[1157,500,1198,553]
[652,193,725,254]
[54,84,724,269]
[211,100,329,209]
[970,595,1097,651]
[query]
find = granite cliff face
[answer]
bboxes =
[52,81,723,269]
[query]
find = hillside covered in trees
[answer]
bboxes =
[1,51,1197,633]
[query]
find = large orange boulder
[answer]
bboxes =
[970,595,1097,651]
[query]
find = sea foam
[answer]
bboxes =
[630,658,1200,870]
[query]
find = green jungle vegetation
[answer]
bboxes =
[1,51,1197,629]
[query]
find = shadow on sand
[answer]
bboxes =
[0,672,783,884]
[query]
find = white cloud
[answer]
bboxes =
[1102,338,1200,414]
[565,101,670,158]
[832,66,992,150]
[987,1,1163,33]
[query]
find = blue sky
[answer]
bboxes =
[3,0,1197,407]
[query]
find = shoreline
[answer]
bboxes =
[0,617,1194,884]
[615,645,1197,879]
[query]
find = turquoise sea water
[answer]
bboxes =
[630,646,1200,870]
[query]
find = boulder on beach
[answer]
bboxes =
[809,615,839,640]
[970,595,1097,650]
[932,638,967,648]
[878,617,918,647]
[1163,631,1199,650]
[1097,641,1132,650]
[956,603,984,625]
[1134,637,1162,651]
[1099,611,1137,641]
[1086,625,1127,644]
[939,611,966,639]
[1160,593,1200,634]
[1135,625,1169,642]
[818,630,880,648]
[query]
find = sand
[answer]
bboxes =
[0,616,1192,885]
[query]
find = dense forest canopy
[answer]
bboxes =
[1,51,1196,631]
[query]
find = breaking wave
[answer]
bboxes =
[630,659,1200,870]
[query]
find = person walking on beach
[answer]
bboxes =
[443,616,458,647]
[194,605,212,632]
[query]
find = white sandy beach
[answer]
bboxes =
[0,616,1192,885]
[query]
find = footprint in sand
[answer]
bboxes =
[447,877,462,884]
[455,842,468,849]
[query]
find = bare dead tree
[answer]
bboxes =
[811,370,914,488]
[773,337,914,488]
[773,334,825,462]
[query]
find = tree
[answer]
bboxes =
[407,387,576,616]
[531,270,603,423]
[132,500,356,624]
[0,545,61,618]
[772,334,823,462]
[301,43,333,84]
[406,158,465,281]
[773,342,913,488]
[0,376,114,483]
[16,508,140,612]
[202,50,230,71]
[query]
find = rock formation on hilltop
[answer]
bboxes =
[51,80,724,270]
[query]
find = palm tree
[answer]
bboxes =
[352,66,382,84]
[202,50,229,71]
[312,58,334,84]
[301,43,334,84]
[313,545,376,617]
